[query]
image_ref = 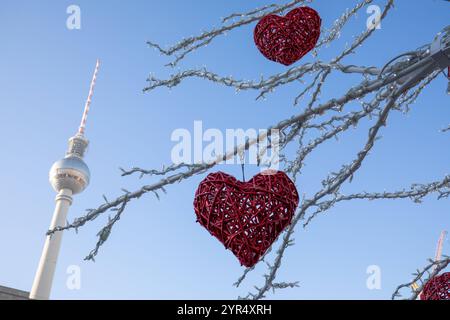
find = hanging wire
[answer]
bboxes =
[238,148,246,182]
[378,52,418,79]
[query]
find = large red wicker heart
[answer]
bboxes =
[254,6,321,66]
[193,170,299,267]
[420,272,450,300]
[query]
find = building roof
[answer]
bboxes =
[0,285,29,300]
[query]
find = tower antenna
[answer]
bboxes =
[433,230,448,272]
[78,59,100,136]
[411,230,448,297]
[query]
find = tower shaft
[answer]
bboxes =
[30,189,73,300]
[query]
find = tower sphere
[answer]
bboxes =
[49,156,90,194]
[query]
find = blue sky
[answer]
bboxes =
[0,0,449,299]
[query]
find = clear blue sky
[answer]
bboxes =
[0,0,449,299]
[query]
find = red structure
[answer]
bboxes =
[194,171,299,267]
[421,272,450,300]
[254,6,321,66]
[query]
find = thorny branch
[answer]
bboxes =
[315,0,372,49]
[120,163,207,179]
[391,256,450,300]
[144,63,381,98]
[221,3,279,24]
[84,196,130,262]
[48,0,450,299]
[441,124,450,132]
[147,0,308,67]
[305,175,450,228]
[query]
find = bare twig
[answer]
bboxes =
[305,175,450,227]
[392,257,450,300]
[147,0,306,66]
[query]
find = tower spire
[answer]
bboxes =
[78,59,100,136]
[433,230,448,272]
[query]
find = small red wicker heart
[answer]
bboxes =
[254,6,321,66]
[420,272,450,300]
[193,170,299,267]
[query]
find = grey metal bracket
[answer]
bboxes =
[397,31,450,88]
[430,33,450,69]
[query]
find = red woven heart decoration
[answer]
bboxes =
[420,272,450,300]
[193,170,299,267]
[254,6,321,66]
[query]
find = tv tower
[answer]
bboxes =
[29,60,100,300]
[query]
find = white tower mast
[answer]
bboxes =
[30,60,100,300]
[432,230,448,272]
[411,230,448,297]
